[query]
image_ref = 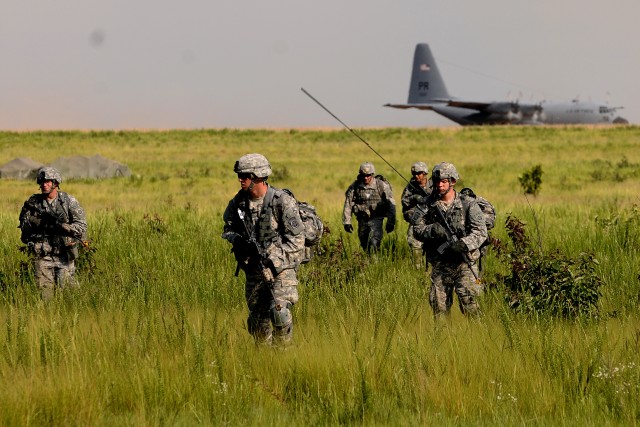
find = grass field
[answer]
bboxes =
[0,126,639,425]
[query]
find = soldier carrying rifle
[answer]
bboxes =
[222,154,305,346]
[19,167,87,301]
[413,162,487,317]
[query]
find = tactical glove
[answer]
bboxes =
[232,236,251,261]
[450,239,468,253]
[385,221,395,233]
[59,222,73,235]
[430,223,448,240]
[343,224,354,233]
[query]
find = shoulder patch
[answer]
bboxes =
[284,208,305,235]
[471,209,485,223]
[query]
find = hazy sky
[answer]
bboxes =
[2,0,638,130]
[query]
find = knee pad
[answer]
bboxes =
[270,303,292,329]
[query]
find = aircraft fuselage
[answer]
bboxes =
[385,43,628,126]
[431,101,623,126]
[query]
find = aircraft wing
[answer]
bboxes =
[384,100,451,111]
[446,100,492,111]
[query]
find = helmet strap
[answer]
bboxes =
[437,178,454,197]
[247,176,266,192]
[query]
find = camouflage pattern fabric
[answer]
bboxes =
[413,192,487,264]
[429,260,481,317]
[401,178,430,268]
[223,185,305,345]
[413,191,487,316]
[37,166,63,184]
[245,269,299,345]
[343,176,396,252]
[356,217,384,253]
[233,153,272,178]
[34,255,78,301]
[18,191,87,301]
[401,178,430,224]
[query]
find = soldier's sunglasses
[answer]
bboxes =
[237,173,252,180]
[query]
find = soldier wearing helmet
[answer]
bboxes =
[222,154,305,346]
[18,167,88,301]
[342,162,396,253]
[412,162,487,317]
[401,161,431,269]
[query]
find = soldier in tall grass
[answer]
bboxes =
[342,162,396,253]
[18,167,88,301]
[413,163,487,317]
[401,161,431,269]
[222,154,305,346]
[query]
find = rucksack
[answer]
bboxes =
[282,189,325,264]
[375,174,391,195]
[460,187,496,231]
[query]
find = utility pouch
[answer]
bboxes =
[64,237,79,261]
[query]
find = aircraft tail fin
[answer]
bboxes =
[407,43,450,104]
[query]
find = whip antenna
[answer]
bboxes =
[300,87,411,187]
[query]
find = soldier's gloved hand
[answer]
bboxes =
[430,223,448,240]
[343,224,353,233]
[450,239,467,253]
[59,223,73,235]
[385,221,395,233]
[232,236,251,260]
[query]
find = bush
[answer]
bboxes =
[518,165,543,196]
[497,215,604,318]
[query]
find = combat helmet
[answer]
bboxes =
[233,153,272,178]
[359,162,375,175]
[36,167,62,185]
[411,161,429,175]
[431,162,459,181]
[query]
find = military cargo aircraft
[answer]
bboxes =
[385,43,628,126]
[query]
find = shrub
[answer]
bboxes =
[518,164,543,196]
[497,215,603,318]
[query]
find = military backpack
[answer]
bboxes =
[281,189,325,264]
[460,187,496,231]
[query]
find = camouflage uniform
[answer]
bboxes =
[413,163,487,317]
[222,154,305,345]
[401,161,430,268]
[342,162,396,253]
[18,167,87,301]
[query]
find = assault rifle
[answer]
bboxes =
[25,208,68,236]
[236,209,281,311]
[432,203,480,283]
[42,210,66,232]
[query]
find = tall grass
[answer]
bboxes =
[0,127,639,425]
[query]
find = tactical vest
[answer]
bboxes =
[20,192,76,256]
[402,179,430,222]
[233,186,283,249]
[351,178,387,220]
[426,195,470,238]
